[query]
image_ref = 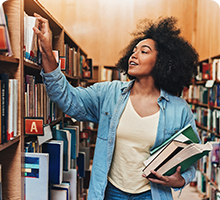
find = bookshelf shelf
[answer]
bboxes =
[0,135,21,152]
[24,61,42,70]
[0,0,93,199]
[49,117,63,127]
[0,55,19,64]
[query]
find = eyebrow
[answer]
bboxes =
[134,44,152,51]
[141,45,152,51]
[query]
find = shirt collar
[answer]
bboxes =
[120,79,170,102]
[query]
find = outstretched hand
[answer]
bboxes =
[143,166,185,188]
[32,13,57,73]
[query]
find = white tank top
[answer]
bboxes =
[108,97,159,193]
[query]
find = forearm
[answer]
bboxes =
[41,49,57,73]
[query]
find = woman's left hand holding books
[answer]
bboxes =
[142,166,185,188]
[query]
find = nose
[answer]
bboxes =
[131,51,137,59]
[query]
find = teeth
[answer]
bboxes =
[130,62,137,65]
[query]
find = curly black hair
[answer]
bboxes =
[116,17,199,95]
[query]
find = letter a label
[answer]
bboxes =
[25,118,44,136]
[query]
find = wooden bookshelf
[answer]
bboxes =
[187,54,220,198]
[0,0,91,199]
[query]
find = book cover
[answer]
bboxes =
[37,125,53,146]
[65,125,79,159]
[77,152,85,178]
[0,80,1,144]
[51,182,70,200]
[0,25,7,52]
[7,79,14,140]
[150,124,200,155]
[25,15,38,63]
[82,58,93,79]
[42,140,63,185]
[24,153,49,200]
[53,129,71,171]
[145,142,212,179]
[63,169,77,200]
[13,79,18,137]
[0,5,12,56]
[51,189,67,200]
[63,127,78,160]
[143,140,188,178]
[0,73,9,143]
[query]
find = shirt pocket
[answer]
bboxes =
[97,110,112,140]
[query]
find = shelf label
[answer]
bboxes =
[24,117,44,136]
[205,80,214,88]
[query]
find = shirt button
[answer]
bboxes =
[111,124,113,128]
[110,139,112,143]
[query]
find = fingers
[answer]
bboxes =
[33,26,43,40]
[33,13,50,32]
[150,170,169,182]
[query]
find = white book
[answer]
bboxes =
[51,182,70,200]
[26,15,38,63]
[24,153,49,200]
[13,79,18,137]
[8,79,14,140]
[51,189,67,200]
[63,169,77,200]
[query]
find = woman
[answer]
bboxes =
[33,14,200,200]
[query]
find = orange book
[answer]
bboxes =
[0,25,7,51]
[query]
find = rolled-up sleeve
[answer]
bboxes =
[40,67,100,123]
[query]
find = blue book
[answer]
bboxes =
[63,127,77,159]
[77,152,85,178]
[53,129,71,171]
[42,140,63,184]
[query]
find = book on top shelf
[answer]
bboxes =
[142,124,212,179]
[0,4,12,56]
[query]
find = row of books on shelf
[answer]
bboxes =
[24,74,61,124]
[0,3,12,56]
[24,122,92,200]
[195,128,220,199]
[196,170,220,200]
[53,47,93,79]
[23,12,92,81]
[0,73,18,144]
[193,107,220,135]
[99,66,128,82]
[197,59,220,82]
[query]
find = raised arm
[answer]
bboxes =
[33,13,57,73]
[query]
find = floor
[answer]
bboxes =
[172,184,202,200]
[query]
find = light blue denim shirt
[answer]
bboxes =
[41,67,200,200]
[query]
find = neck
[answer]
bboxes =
[131,77,160,97]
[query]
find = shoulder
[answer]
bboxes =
[167,93,191,112]
[92,80,132,92]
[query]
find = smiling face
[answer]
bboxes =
[128,39,158,79]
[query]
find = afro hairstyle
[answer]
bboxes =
[116,17,199,96]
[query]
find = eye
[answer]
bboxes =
[142,51,147,54]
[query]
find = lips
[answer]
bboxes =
[129,61,138,66]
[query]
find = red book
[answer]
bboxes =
[0,25,7,51]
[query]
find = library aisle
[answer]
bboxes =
[172,185,202,200]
